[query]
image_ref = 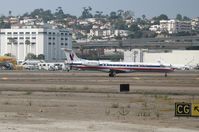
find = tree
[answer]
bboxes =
[157,14,169,20]
[74,24,92,33]
[123,10,134,19]
[29,8,54,22]
[153,14,169,21]
[175,31,191,36]
[55,7,65,20]
[80,6,93,19]
[25,40,30,45]
[129,24,140,32]
[4,53,13,57]
[22,12,29,17]
[142,14,146,20]
[176,14,190,21]
[25,53,37,60]
[0,17,11,28]
[117,9,124,19]
[30,8,44,18]
[8,10,12,17]
[114,20,128,30]
[94,11,103,18]
[110,11,118,19]
[176,14,182,21]
[134,31,143,38]
[161,30,169,37]
[183,16,191,21]
[42,10,54,22]
[152,14,169,25]
[136,18,142,23]
[115,35,122,40]
[37,54,45,60]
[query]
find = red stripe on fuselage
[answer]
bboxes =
[72,65,174,72]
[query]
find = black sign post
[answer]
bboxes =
[175,103,191,117]
[120,84,130,92]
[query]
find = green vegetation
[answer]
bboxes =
[0,7,197,40]
[25,53,45,60]
[25,91,32,95]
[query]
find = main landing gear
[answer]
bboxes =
[109,71,116,77]
[165,73,168,77]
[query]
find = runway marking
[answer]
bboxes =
[133,77,140,80]
[1,77,8,80]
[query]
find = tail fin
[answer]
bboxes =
[62,48,80,63]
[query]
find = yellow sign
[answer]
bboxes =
[192,104,199,116]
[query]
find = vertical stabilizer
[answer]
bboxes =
[62,48,80,63]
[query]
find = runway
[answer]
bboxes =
[0,70,199,132]
[0,70,199,95]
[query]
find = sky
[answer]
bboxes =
[0,0,198,19]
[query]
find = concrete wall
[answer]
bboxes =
[143,50,199,66]
[123,49,144,62]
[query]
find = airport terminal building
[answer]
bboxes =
[123,49,199,67]
[0,25,72,62]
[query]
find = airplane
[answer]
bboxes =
[62,48,175,77]
[157,60,192,70]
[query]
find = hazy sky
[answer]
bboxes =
[0,0,198,18]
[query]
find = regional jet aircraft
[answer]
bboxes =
[62,49,175,77]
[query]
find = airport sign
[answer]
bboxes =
[175,102,199,117]
[192,104,199,117]
[175,103,191,116]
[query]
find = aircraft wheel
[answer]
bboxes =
[165,73,168,77]
[109,72,116,77]
[109,73,113,77]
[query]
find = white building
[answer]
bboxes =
[123,49,144,62]
[103,30,112,37]
[89,29,103,37]
[123,49,199,68]
[20,18,37,25]
[192,17,199,31]
[0,25,72,62]
[114,30,130,37]
[143,50,199,66]
[149,25,161,33]
[159,20,168,32]
[159,20,192,34]
[175,20,192,33]
[167,20,176,34]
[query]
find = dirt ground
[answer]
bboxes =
[0,70,199,132]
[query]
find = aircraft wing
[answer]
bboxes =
[110,68,134,73]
